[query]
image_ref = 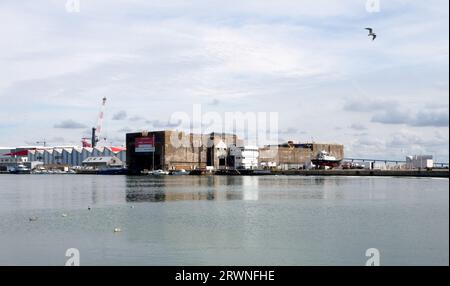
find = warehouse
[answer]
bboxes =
[259,141,344,170]
[126,130,243,174]
[26,146,126,167]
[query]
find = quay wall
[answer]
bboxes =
[273,169,449,178]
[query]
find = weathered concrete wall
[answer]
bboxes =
[163,132,241,170]
[259,143,344,168]
[127,130,243,172]
[163,131,207,170]
[127,131,344,172]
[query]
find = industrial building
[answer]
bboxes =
[27,146,126,166]
[0,146,126,171]
[1,147,39,171]
[259,141,344,170]
[406,155,434,170]
[126,130,345,173]
[229,145,260,170]
[126,130,243,173]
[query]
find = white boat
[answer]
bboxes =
[148,169,169,176]
[9,164,31,174]
[170,169,190,176]
[311,150,342,169]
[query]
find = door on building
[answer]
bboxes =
[207,147,213,166]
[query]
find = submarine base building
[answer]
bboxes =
[126,130,344,173]
[126,130,242,174]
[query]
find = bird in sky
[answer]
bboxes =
[365,28,377,41]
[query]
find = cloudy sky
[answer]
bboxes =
[0,0,448,161]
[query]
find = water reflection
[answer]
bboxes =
[123,175,348,203]
[0,175,352,208]
[126,188,220,202]
[125,176,257,202]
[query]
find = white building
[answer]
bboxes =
[406,155,433,169]
[0,148,32,171]
[24,146,127,167]
[229,145,259,170]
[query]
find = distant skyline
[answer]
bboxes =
[0,0,448,161]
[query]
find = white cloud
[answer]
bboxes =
[0,0,448,161]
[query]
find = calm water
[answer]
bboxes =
[0,175,448,266]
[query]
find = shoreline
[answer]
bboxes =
[1,169,448,178]
[271,169,449,178]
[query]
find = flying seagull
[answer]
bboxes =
[365,27,377,41]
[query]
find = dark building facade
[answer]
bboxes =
[126,130,242,174]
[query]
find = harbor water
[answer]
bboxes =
[0,175,448,265]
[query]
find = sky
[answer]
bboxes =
[0,0,448,161]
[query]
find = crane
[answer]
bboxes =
[36,140,47,147]
[86,97,107,148]
[81,137,91,147]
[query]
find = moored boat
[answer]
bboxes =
[148,169,169,176]
[169,169,190,175]
[9,164,31,174]
[311,151,342,169]
[96,167,128,175]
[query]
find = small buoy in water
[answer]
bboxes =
[29,216,38,222]
[62,213,67,217]
[114,228,122,233]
